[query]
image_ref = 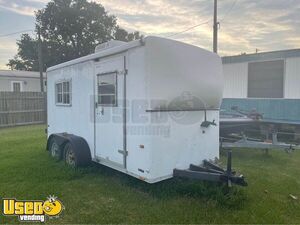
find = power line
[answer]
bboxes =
[0,0,238,40]
[165,21,210,38]
[219,0,238,22]
[165,0,238,39]
[0,29,34,38]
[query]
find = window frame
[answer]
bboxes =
[55,79,72,106]
[97,71,118,107]
[11,81,23,92]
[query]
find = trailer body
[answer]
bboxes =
[47,36,223,183]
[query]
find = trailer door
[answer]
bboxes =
[94,55,126,168]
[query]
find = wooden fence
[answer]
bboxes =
[0,92,47,128]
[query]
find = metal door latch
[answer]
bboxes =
[118,149,128,156]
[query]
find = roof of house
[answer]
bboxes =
[0,70,46,79]
[222,48,300,64]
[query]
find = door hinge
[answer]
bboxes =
[118,149,128,156]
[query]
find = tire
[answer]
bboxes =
[64,142,78,167]
[64,142,91,168]
[48,138,62,161]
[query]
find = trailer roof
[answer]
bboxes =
[47,38,142,72]
[47,36,217,73]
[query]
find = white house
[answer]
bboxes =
[221,49,300,122]
[0,70,46,92]
[222,49,300,99]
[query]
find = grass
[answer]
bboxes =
[0,125,300,224]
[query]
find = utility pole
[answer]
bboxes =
[37,26,44,92]
[213,0,218,53]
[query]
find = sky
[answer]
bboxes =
[0,0,300,70]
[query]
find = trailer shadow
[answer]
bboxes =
[83,162,247,209]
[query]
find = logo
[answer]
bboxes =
[2,196,64,222]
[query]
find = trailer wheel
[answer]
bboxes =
[48,133,91,167]
[64,143,77,167]
[48,138,62,161]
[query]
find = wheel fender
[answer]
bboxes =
[47,133,92,166]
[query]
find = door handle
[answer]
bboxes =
[95,103,104,115]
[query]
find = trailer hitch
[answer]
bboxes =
[173,151,247,187]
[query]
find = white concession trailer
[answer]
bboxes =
[46,36,236,184]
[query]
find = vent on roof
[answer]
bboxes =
[95,40,126,53]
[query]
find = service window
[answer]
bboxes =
[97,72,117,106]
[248,60,284,98]
[55,80,71,105]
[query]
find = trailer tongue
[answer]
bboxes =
[173,151,247,187]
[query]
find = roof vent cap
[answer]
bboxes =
[95,40,126,52]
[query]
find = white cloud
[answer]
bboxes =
[0,39,18,70]
[0,4,35,16]
[1,0,300,70]
[98,0,300,54]
[0,0,48,16]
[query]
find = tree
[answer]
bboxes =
[7,34,39,71]
[8,0,142,71]
[115,26,142,42]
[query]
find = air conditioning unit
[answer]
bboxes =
[95,40,126,53]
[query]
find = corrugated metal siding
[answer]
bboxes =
[223,63,248,98]
[285,57,300,98]
[221,98,300,122]
[222,57,300,100]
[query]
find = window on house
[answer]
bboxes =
[248,60,284,98]
[97,72,117,106]
[11,81,22,92]
[55,80,71,105]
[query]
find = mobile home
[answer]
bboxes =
[222,49,300,124]
[46,36,223,183]
[0,70,46,92]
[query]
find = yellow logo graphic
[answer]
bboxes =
[2,196,64,222]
